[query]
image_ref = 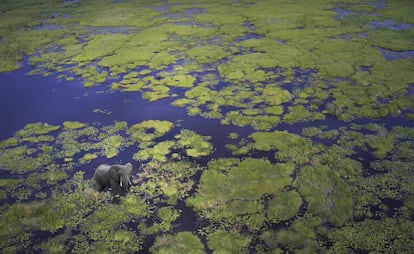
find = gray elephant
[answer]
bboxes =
[94,162,133,195]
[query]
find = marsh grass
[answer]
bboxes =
[151,232,205,254]
[1,0,414,252]
[294,165,353,226]
[207,229,251,253]
[187,158,294,231]
[267,190,302,223]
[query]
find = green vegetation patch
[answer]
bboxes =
[207,229,252,253]
[250,130,322,164]
[132,128,213,162]
[267,190,302,223]
[128,120,174,143]
[187,158,294,231]
[151,232,205,254]
[175,129,213,157]
[63,121,86,129]
[135,160,203,205]
[16,122,60,136]
[329,218,414,253]
[294,165,353,226]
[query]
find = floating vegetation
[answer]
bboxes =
[2,0,413,127]
[139,206,182,234]
[128,120,174,144]
[0,120,211,211]
[132,128,213,162]
[294,165,353,227]
[266,190,302,224]
[328,218,414,253]
[1,0,414,252]
[135,160,202,205]
[187,158,295,231]
[207,229,252,253]
[63,121,85,129]
[249,130,322,164]
[150,232,205,254]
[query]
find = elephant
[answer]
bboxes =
[94,162,133,196]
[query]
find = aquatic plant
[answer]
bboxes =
[16,122,60,136]
[135,160,202,205]
[121,194,148,217]
[133,140,175,162]
[276,220,319,252]
[150,232,205,254]
[250,130,321,164]
[128,120,174,144]
[0,178,24,188]
[329,217,414,253]
[79,153,98,163]
[207,229,252,253]
[187,158,294,231]
[0,145,48,173]
[63,121,85,129]
[293,165,353,226]
[99,134,124,158]
[266,190,302,223]
[175,129,213,158]
[139,206,182,234]
[1,0,414,252]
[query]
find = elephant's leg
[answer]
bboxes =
[96,182,104,192]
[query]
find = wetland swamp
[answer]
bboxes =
[0,0,414,253]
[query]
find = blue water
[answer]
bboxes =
[0,59,255,164]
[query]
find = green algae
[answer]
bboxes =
[187,45,230,64]
[228,132,239,139]
[0,178,24,188]
[354,160,414,213]
[157,206,181,223]
[384,0,414,23]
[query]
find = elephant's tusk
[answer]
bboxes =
[120,180,123,187]
[128,180,132,186]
